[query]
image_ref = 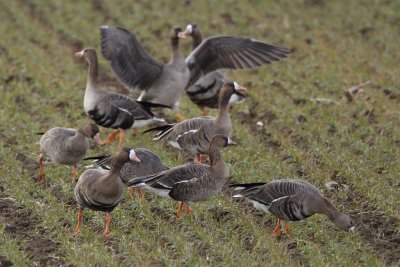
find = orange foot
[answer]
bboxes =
[174,112,187,122]
[101,130,119,145]
[272,218,282,237]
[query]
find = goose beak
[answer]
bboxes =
[93,133,102,144]
[75,50,84,57]
[177,31,187,39]
[233,82,247,97]
[129,150,141,162]
[227,138,238,146]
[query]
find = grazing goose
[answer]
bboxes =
[128,135,236,219]
[99,25,290,119]
[38,123,101,183]
[230,179,355,236]
[144,82,246,163]
[84,148,169,197]
[73,147,141,236]
[75,48,168,148]
[100,26,189,121]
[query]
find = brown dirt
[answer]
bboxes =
[0,192,71,266]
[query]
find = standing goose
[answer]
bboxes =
[128,135,236,219]
[100,26,189,121]
[230,179,355,236]
[75,48,168,149]
[84,148,169,197]
[38,123,101,183]
[99,25,290,119]
[144,81,246,163]
[73,147,141,236]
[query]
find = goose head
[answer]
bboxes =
[75,48,97,63]
[171,27,185,40]
[333,213,355,232]
[210,135,237,149]
[219,81,247,105]
[121,147,141,163]
[78,123,101,144]
[180,24,200,37]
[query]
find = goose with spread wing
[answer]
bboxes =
[99,25,290,119]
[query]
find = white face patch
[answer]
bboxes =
[233,82,240,90]
[228,94,245,104]
[129,149,140,162]
[186,24,193,34]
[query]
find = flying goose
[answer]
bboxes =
[73,147,141,236]
[38,123,101,183]
[75,48,168,149]
[144,81,246,163]
[128,135,236,220]
[84,148,169,197]
[230,179,355,236]
[99,25,290,119]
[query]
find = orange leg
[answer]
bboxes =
[101,129,119,145]
[176,201,184,221]
[272,218,282,237]
[199,107,207,117]
[127,187,133,199]
[199,154,206,163]
[103,213,112,237]
[284,221,291,236]
[135,188,145,200]
[38,154,46,183]
[174,112,187,122]
[73,208,84,235]
[118,129,125,149]
[185,202,192,217]
[71,165,78,181]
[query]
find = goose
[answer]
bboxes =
[144,81,246,163]
[230,179,355,236]
[128,135,236,219]
[84,148,169,197]
[73,147,141,236]
[100,26,189,121]
[75,48,168,149]
[99,25,290,119]
[38,123,101,183]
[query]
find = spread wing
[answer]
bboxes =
[100,26,163,90]
[185,36,290,86]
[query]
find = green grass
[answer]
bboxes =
[0,0,399,266]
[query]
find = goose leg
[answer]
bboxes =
[176,201,184,220]
[101,129,119,145]
[199,107,207,116]
[73,208,84,235]
[185,202,192,217]
[118,129,125,149]
[71,165,78,181]
[199,154,206,163]
[38,154,46,183]
[284,221,291,236]
[194,154,201,164]
[272,218,282,237]
[135,188,145,200]
[127,187,133,198]
[103,213,112,237]
[174,112,187,122]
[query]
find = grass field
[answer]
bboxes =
[0,0,399,266]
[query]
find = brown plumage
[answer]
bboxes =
[128,135,237,219]
[73,147,141,236]
[38,123,100,183]
[144,82,246,162]
[231,179,355,236]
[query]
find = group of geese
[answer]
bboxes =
[38,24,355,237]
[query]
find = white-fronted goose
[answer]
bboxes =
[75,48,168,148]
[100,26,189,121]
[85,148,169,197]
[144,82,246,163]
[230,179,355,236]
[99,25,290,119]
[38,123,101,183]
[73,147,141,236]
[128,135,236,219]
